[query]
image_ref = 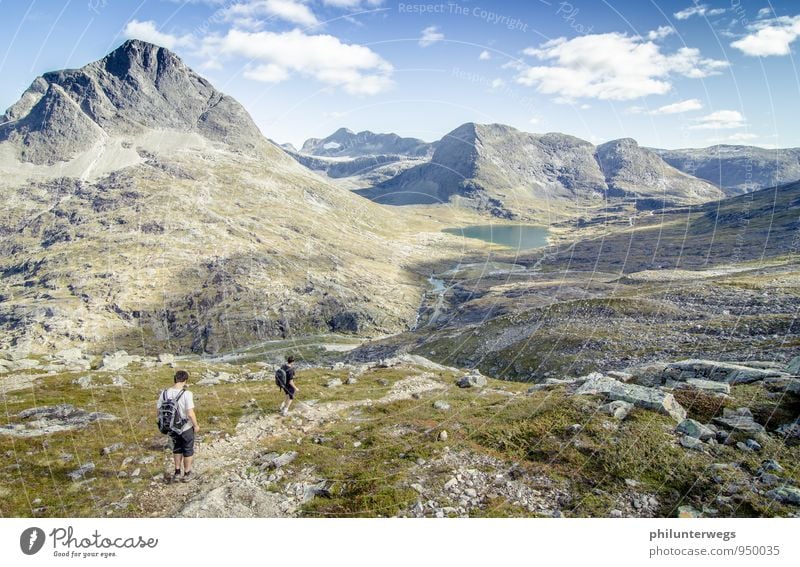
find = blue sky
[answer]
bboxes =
[1,0,799,149]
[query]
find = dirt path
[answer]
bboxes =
[135,375,446,517]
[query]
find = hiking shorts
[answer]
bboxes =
[281,382,296,400]
[170,428,195,457]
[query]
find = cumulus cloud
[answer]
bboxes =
[220,0,319,28]
[731,15,800,56]
[653,98,703,114]
[419,26,444,47]
[689,110,745,129]
[647,26,676,41]
[757,7,773,19]
[516,33,728,102]
[479,50,491,60]
[199,28,393,95]
[124,20,194,49]
[674,4,726,20]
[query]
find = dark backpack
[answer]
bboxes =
[275,367,287,389]
[157,388,187,435]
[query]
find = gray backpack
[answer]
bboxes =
[157,389,187,434]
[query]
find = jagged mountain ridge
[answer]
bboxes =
[652,145,800,196]
[354,122,724,216]
[0,39,263,164]
[299,127,434,158]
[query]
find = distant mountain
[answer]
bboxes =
[299,127,434,158]
[652,145,800,195]
[0,41,426,356]
[0,39,263,164]
[596,138,723,207]
[355,123,723,216]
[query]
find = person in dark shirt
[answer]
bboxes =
[279,355,299,416]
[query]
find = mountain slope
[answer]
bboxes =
[356,123,723,216]
[0,41,437,356]
[652,145,800,196]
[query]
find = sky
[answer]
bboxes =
[1,0,800,149]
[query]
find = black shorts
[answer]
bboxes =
[281,382,296,399]
[169,428,195,457]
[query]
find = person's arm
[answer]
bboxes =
[289,379,298,392]
[185,391,199,433]
[187,408,200,434]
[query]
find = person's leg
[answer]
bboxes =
[181,429,195,481]
[173,453,182,472]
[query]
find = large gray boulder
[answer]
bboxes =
[676,419,715,441]
[712,408,766,436]
[100,351,139,372]
[575,373,686,422]
[786,356,800,376]
[665,359,788,384]
[667,378,730,395]
[457,370,487,388]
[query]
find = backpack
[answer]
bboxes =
[157,388,187,435]
[275,367,287,389]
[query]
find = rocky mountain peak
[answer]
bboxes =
[0,40,264,164]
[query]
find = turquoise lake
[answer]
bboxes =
[442,225,549,251]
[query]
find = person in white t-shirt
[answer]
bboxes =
[156,370,200,482]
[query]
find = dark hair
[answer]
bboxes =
[174,370,189,383]
[287,356,295,364]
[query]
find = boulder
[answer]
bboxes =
[766,486,800,506]
[111,375,131,388]
[197,371,237,386]
[0,404,117,437]
[712,408,765,436]
[606,371,634,382]
[456,371,486,389]
[676,419,715,441]
[325,378,343,388]
[668,378,730,395]
[574,373,619,395]
[576,376,686,422]
[665,359,788,384]
[256,451,297,470]
[73,375,94,389]
[787,356,800,375]
[677,505,702,518]
[54,348,90,369]
[679,436,705,451]
[100,351,139,372]
[67,462,95,481]
[157,353,176,365]
[599,400,633,420]
[433,400,451,411]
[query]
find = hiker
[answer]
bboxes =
[277,355,299,416]
[156,370,200,483]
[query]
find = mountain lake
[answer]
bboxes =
[443,224,549,251]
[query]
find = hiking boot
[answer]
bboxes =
[181,471,194,483]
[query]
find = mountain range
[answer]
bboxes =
[288,128,800,214]
[0,40,438,356]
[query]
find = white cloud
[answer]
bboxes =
[221,0,319,28]
[200,28,393,95]
[322,0,383,7]
[731,15,800,56]
[529,117,540,125]
[123,20,194,49]
[516,33,728,102]
[419,26,444,47]
[647,26,675,41]
[490,78,505,89]
[652,98,703,114]
[674,4,726,20]
[689,110,745,129]
[757,7,773,19]
[479,50,491,60]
